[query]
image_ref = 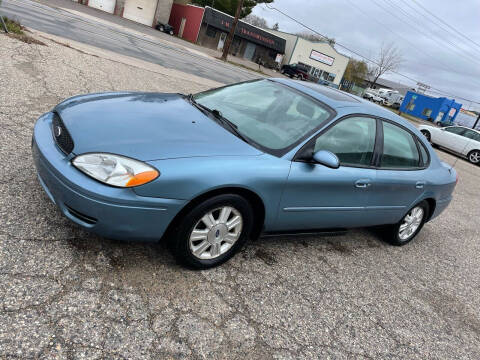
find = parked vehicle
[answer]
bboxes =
[317,79,339,89]
[418,125,480,164]
[32,79,457,268]
[155,22,174,35]
[363,90,385,104]
[280,63,309,80]
[383,93,404,108]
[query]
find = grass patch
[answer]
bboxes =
[2,16,25,35]
[2,16,46,45]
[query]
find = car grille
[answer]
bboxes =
[52,112,74,154]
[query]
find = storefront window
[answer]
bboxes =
[422,108,432,117]
[206,26,216,38]
[327,73,336,82]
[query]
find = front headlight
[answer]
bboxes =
[72,153,159,188]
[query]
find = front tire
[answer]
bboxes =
[171,194,254,269]
[383,201,429,246]
[467,150,480,165]
[420,129,431,143]
[159,25,164,32]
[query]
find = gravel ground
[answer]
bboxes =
[1,34,480,359]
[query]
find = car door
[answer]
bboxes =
[277,116,378,230]
[462,130,480,156]
[370,120,429,225]
[436,126,468,152]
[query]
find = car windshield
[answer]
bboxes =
[194,80,333,154]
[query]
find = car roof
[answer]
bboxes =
[271,78,410,124]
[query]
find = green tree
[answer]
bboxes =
[342,59,368,91]
[192,0,274,18]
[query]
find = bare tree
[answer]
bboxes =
[369,43,403,88]
[243,14,268,28]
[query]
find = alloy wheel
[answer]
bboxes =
[469,151,480,164]
[398,206,424,241]
[189,206,243,260]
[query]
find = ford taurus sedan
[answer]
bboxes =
[32,79,457,268]
[418,124,480,165]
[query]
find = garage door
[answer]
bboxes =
[88,0,116,14]
[123,0,158,26]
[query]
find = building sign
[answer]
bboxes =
[203,7,286,53]
[309,50,334,66]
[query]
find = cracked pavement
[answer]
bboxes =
[1,34,480,359]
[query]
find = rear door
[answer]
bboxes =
[462,130,480,156]
[437,126,468,152]
[370,120,429,224]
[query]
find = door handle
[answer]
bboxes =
[355,179,372,188]
[416,181,426,189]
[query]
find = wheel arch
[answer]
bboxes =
[423,197,436,222]
[161,186,266,243]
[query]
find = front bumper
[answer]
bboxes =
[32,112,186,242]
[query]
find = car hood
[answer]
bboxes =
[54,92,262,161]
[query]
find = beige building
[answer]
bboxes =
[266,29,349,85]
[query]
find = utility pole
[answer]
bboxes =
[221,0,244,61]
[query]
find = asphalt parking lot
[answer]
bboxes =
[1,34,480,359]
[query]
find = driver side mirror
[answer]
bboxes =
[312,150,340,169]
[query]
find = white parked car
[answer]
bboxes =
[363,90,385,104]
[418,125,480,164]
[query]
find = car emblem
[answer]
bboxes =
[54,126,62,137]
[215,229,220,237]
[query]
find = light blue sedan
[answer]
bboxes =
[32,79,457,268]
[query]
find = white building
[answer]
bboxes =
[82,0,173,27]
[266,29,349,85]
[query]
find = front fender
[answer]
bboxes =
[133,155,291,229]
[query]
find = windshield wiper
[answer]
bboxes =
[185,94,252,145]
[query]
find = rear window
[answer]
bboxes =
[381,122,420,169]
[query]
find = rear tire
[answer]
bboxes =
[170,194,254,269]
[467,150,480,165]
[383,201,429,246]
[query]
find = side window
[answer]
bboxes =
[464,130,480,140]
[445,127,466,136]
[381,122,420,168]
[314,117,376,167]
[418,140,429,166]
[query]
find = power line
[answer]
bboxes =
[393,0,480,58]
[409,0,480,51]
[344,0,480,89]
[371,0,480,66]
[263,3,480,105]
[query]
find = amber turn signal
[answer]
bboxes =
[126,170,159,187]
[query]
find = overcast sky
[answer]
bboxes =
[252,0,480,111]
